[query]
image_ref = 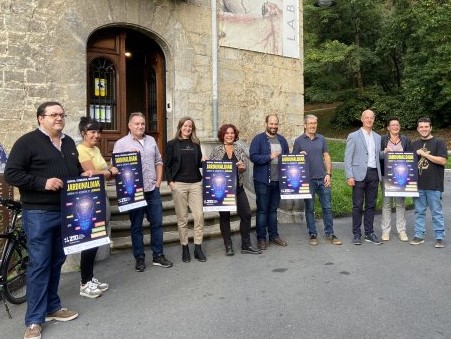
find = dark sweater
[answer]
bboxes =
[164,138,202,184]
[5,129,82,210]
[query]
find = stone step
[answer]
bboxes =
[107,182,257,250]
[111,216,257,250]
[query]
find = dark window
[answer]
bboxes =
[88,57,117,130]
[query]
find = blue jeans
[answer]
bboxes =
[254,180,280,241]
[413,190,445,240]
[22,210,66,326]
[128,188,164,259]
[304,179,334,236]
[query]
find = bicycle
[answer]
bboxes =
[0,197,28,318]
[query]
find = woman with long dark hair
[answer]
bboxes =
[165,117,206,262]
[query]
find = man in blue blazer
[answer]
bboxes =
[344,109,382,245]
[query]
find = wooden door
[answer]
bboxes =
[87,29,166,158]
[87,32,126,160]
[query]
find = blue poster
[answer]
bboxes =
[0,142,8,173]
[279,154,311,199]
[384,152,419,197]
[61,175,110,255]
[112,151,147,212]
[203,160,237,212]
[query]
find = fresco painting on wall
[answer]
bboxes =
[219,0,299,58]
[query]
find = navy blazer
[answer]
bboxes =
[344,128,382,181]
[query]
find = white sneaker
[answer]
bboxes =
[91,277,109,292]
[80,281,103,298]
[381,232,390,241]
[399,231,408,242]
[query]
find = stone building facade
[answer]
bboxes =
[0,0,303,154]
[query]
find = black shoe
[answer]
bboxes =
[365,233,382,245]
[135,257,146,272]
[353,235,362,245]
[152,254,173,268]
[225,245,234,256]
[241,245,262,255]
[182,245,191,263]
[194,244,207,262]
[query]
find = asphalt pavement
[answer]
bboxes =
[2,175,451,339]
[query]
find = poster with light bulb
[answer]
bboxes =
[61,175,110,255]
[203,160,237,212]
[384,152,419,197]
[279,154,311,199]
[112,151,147,212]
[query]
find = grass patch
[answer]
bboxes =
[327,139,346,163]
[314,169,414,218]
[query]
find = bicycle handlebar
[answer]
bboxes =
[0,197,22,211]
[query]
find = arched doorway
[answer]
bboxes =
[86,27,166,159]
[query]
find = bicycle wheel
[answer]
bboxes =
[1,240,28,304]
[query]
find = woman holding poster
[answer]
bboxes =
[77,117,119,298]
[380,117,411,242]
[165,117,206,263]
[209,124,261,256]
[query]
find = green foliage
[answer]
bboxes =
[304,0,451,129]
[330,87,386,128]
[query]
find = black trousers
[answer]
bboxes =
[80,247,98,284]
[352,168,379,237]
[219,186,252,249]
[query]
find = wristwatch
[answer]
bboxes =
[327,173,332,177]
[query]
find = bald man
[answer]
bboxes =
[344,110,382,245]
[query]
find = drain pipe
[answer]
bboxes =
[211,0,218,138]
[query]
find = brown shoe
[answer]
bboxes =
[24,324,41,339]
[257,240,267,250]
[325,234,342,245]
[45,308,78,322]
[269,237,287,246]
[309,234,319,246]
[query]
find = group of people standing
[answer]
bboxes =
[344,109,447,248]
[3,102,447,339]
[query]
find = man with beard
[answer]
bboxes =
[250,114,289,250]
[410,117,447,248]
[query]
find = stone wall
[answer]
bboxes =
[0,0,303,149]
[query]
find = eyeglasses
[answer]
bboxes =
[41,113,67,119]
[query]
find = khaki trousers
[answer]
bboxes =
[171,181,204,245]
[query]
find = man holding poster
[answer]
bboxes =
[410,117,447,248]
[5,102,85,339]
[293,114,341,246]
[113,112,173,272]
[250,114,289,250]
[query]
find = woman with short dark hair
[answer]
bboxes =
[209,124,261,256]
[77,116,119,298]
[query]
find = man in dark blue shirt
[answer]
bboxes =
[293,114,341,246]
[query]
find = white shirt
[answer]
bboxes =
[361,128,376,168]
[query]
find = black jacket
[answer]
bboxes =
[164,138,202,184]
